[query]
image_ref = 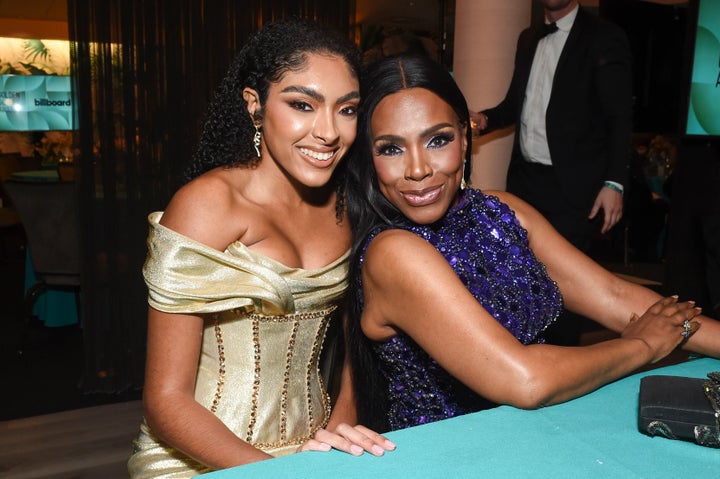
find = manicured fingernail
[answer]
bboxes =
[372,445,385,455]
[351,445,363,455]
[320,442,331,451]
[385,439,396,449]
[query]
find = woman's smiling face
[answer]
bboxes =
[257,52,360,189]
[370,87,467,224]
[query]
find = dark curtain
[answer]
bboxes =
[66,0,356,394]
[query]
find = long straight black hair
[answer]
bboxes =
[344,54,473,431]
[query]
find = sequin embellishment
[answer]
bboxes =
[210,316,225,414]
[241,306,336,449]
[360,189,563,430]
[279,320,299,441]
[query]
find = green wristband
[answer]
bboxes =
[603,181,623,195]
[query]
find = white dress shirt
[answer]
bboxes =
[519,6,578,166]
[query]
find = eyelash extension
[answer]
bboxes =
[427,133,455,149]
[374,143,402,156]
[289,101,312,111]
[374,131,456,156]
[341,106,358,116]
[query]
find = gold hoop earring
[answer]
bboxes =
[460,160,467,190]
[252,123,262,157]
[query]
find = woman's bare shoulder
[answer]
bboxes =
[483,189,521,209]
[364,228,450,281]
[365,228,430,257]
[161,168,250,249]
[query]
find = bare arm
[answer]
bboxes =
[498,190,720,358]
[360,226,701,410]
[143,308,272,468]
[142,175,271,469]
[301,324,395,456]
[326,347,358,429]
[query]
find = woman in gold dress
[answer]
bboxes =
[128,19,394,478]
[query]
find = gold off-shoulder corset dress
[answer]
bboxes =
[127,212,349,479]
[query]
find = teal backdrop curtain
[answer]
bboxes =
[67,0,356,394]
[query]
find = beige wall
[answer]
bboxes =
[453,0,530,191]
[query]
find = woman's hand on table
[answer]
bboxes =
[621,295,702,363]
[298,424,396,456]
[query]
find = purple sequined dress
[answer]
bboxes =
[359,189,563,431]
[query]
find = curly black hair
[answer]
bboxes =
[185,18,362,186]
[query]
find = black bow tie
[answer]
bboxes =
[539,22,558,38]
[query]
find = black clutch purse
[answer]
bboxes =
[638,372,720,448]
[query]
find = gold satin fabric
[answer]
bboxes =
[128,212,349,479]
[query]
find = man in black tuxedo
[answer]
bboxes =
[474,0,633,344]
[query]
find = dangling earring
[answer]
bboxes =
[252,122,262,158]
[460,160,467,190]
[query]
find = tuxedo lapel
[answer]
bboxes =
[517,29,544,104]
[554,7,589,81]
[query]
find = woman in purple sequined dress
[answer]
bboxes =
[344,54,720,433]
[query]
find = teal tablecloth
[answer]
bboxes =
[24,251,78,327]
[200,357,720,478]
[13,169,79,328]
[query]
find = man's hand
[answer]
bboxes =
[470,111,488,133]
[589,186,623,234]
